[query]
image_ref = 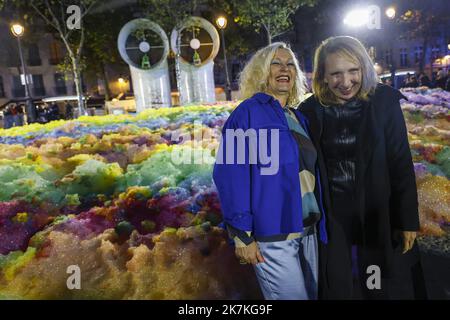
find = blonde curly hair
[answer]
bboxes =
[239,42,307,108]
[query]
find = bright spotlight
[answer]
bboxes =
[385,7,396,19]
[343,9,369,27]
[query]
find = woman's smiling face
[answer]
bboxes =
[324,52,362,104]
[267,48,296,98]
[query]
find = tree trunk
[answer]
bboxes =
[72,58,86,117]
[263,24,272,45]
[60,34,86,117]
[101,62,111,101]
[419,37,428,74]
[174,28,183,105]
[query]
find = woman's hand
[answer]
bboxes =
[402,231,417,254]
[235,242,265,265]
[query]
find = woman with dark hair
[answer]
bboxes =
[300,36,425,299]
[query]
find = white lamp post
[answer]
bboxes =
[11,23,36,123]
[216,16,232,101]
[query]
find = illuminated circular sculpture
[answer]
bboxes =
[118,19,171,111]
[171,16,220,105]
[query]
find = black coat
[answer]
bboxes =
[300,84,425,299]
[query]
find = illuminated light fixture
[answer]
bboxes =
[216,16,227,29]
[374,63,382,74]
[11,23,25,37]
[385,7,396,19]
[343,9,369,27]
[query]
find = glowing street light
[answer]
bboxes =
[343,9,369,27]
[343,6,381,29]
[11,23,25,37]
[374,63,383,75]
[118,77,125,94]
[385,7,396,19]
[216,16,227,29]
[215,16,232,101]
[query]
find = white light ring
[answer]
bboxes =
[170,16,220,66]
[117,18,169,70]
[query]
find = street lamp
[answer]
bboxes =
[11,24,24,37]
[10,23,37,123]
[385,7,396,19]
[216,16,227,29]
[343,9,369,27]
[118,77,125,94]
[215,16,232,101]
[374,63,383,75]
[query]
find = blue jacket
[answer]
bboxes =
[213,92,328,244]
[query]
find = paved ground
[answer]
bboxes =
[418,229,450,299]
[421,251,450,299]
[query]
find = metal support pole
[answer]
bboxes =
[16,36,36,123]
[220,28,232,101]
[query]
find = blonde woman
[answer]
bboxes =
[213,42,328,300]
[300,36,424,299]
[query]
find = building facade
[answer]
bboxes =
[374,21,450,78]
[0,24,131,109]
[0,27,79,108]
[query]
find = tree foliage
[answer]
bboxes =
[226,0,316,44]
